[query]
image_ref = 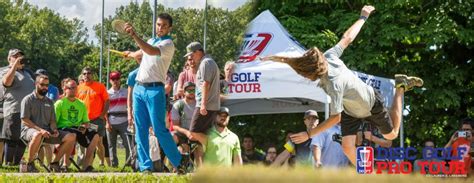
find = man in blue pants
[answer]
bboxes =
[123,13,184,174]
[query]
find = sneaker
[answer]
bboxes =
[176,155,187,175]
[142,169,153,174]
[49,162,61,172]
[59,166,69,173]
[26,162,39,173]
[176,165,187,175]
[82,166,95,172]
[395,74,423,91]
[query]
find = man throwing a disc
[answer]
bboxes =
[262,5,423,165]
[121,13,185,173]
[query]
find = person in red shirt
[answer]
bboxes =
[445,119,472,176]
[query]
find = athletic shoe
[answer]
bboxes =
[59,166,69,173]
[49,162,61,172]
[82,166,95,172]
[26,162,39,173]
[142,169,153,174]
[395,74,423,91]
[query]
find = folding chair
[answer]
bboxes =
[121,132,137,172]
[20,137,50,172]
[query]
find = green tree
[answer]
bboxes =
[86,1,252,86]
[0,1,92,86]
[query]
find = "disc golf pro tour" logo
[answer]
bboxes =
[356,146,469,175]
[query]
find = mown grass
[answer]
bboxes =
[0,173,191,183]
[192,165,474,183]
[0,147,133,173]
[2,148,474,183]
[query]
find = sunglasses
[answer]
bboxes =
[39,83,49,87]
[111,78,120,81]
[185,89,195,93]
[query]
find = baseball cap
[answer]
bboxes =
[8,49,24,57]
[35,69,48,76]
[219,107,230,115]
[183,82,195,90]
[109,71,121,80]
[304,110,318,118]
[183,42,203,57]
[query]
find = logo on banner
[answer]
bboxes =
[238,33,272,63]
[356,146,374,174]
[227,72,262,94]
[355,146,469,176]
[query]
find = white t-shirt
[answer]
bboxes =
[136,36,175,83]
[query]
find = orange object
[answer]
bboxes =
[77,81,109,120]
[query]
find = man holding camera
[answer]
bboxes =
[54,78,100,172]
[444,118,473,175]
[0,49,35,165]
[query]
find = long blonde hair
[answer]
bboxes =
[265,47,327,81]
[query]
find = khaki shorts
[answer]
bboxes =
[21,128,69,144]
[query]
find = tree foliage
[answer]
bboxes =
[0,0,91,85]
[85,1,253,85]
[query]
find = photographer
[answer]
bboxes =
[0,49,34,165]
[444,118,472,175]
[310,123,349,168]
[54,78,100,172]
[272,110,319,167]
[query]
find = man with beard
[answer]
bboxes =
[20,75,76,172]
[192,107,242,167]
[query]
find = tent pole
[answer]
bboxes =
[400,98,405,148]
[324,96,330,120]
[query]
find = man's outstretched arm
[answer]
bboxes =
[337,5,375,50]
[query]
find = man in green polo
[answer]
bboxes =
[191,107,242,167]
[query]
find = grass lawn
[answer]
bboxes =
[0,147,133,173]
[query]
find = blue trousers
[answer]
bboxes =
[133,84,181,171]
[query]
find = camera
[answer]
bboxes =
[332,133,342,144]
[457,130,471,138]
[89,123,99,132]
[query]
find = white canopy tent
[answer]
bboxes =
[222,10,330,118]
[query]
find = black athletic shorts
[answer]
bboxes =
[189,107,218,134]
[341,91,393,136]
[61,127,98,147]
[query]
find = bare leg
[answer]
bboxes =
[96,137,105,165]
[53,134,76,163]
[341,135,357,166]
[193,145,203,167]
[44,145,53,164]
[83,135,99,170]
[383,87,404,140]
[27,133,43,163]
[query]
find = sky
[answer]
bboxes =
[26,0,248,44]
